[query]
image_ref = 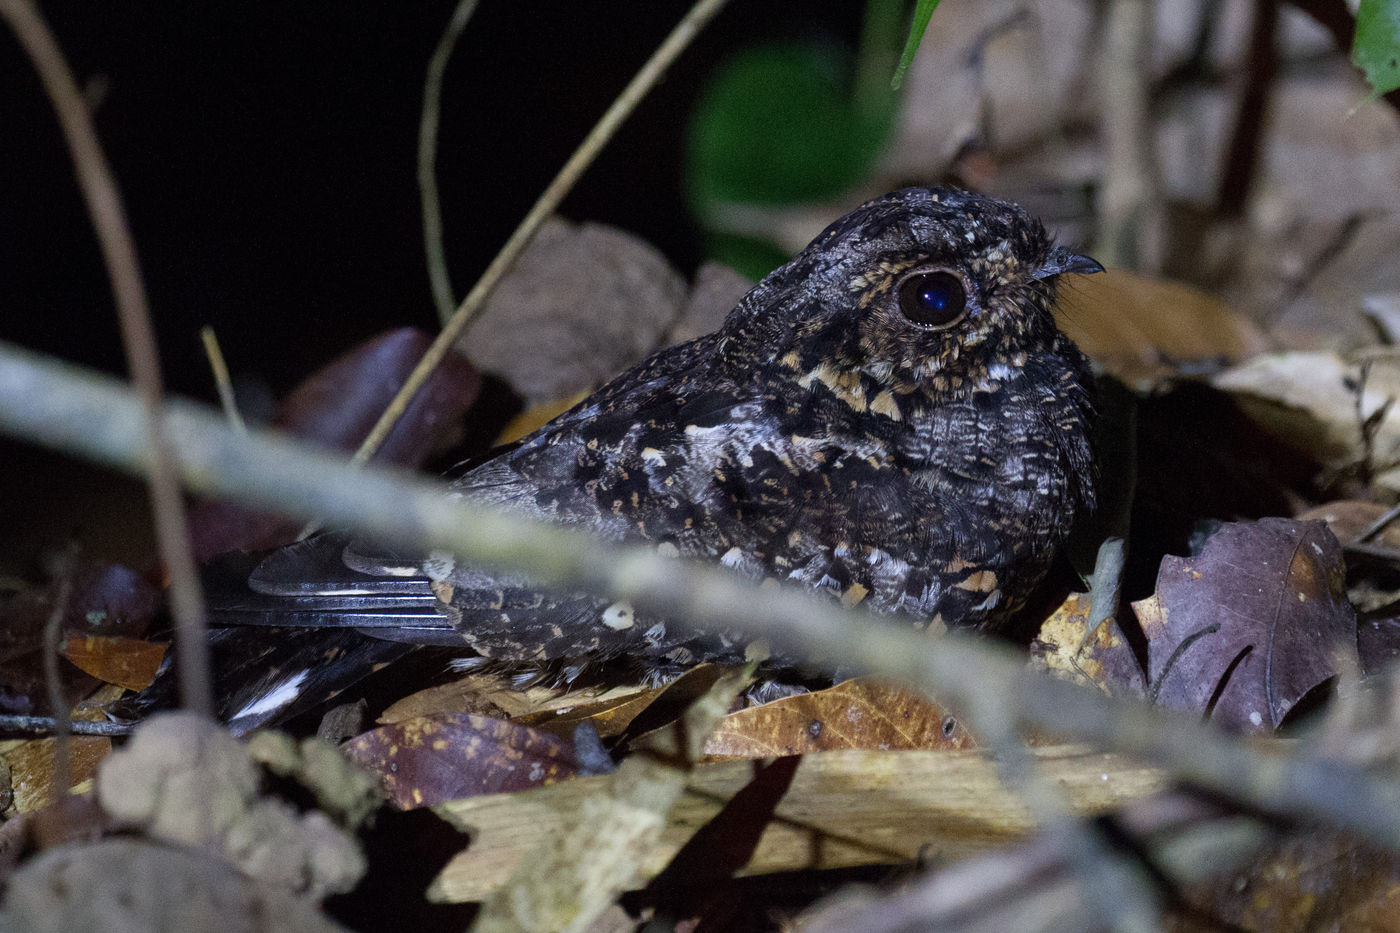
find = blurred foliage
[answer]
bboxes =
[1353,0,1400,95]
[687,42,891,209]
[684,0,915,279]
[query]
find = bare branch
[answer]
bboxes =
[1,340,1398,851]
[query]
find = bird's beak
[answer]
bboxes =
[1035,248,1105,279]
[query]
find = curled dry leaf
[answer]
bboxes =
[375,672,545,725]
[376,670,659,731]
[343,713,579,810]
[517,663,728,741]
[702,679,975,760]
[1030,592,1145,699]
[1054,269,1267,387]
[1214,349,1400,492]
[1132,518,1358,733]
[59,635,166,692]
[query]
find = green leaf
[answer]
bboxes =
[1352,0,1400,96]
[686,42,892,209]
[891,0,942,90]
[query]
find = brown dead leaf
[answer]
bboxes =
[376,674,524,724]
[702,680,974,760]
[1214,349,1400,495]
[516,688,663,740]
[1298,500,1400,548]
[0,684,124,816]
[1298,501,1400,674]
[1055,270,1266,386]
[1030,593,1145,699]
[344,713,578,810]
[59,636,166,691]
[1133,518,1357,733]
[465,218,687,404]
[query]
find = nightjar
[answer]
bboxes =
[210,187,1100,718]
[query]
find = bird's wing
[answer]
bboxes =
[430,347,983,666]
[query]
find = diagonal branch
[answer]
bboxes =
[361,0,731,466]
[1,339,1399,852]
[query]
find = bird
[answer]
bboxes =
[177,186,1102,729]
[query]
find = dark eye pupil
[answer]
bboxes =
[897,271,966,327]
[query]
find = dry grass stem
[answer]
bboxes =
[0,0,212,716]
[420,0,483,323]
[199,326,247,435]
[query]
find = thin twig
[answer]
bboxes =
[352,0,731,468]
[1343,539,1400,563]
[0,715,134,737]
[1357,504,1400,544]
[3,340,1400,853]
[0,0,213,716]
[43,576,75,798]
[420,0,482,324]
[200,325,247,435]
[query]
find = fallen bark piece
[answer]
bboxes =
[430,745,1165,903]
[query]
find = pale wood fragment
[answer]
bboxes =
[430,746,1165,903]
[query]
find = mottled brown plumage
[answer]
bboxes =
[240,187,1100,682]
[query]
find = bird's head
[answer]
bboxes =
[722,187,1101,418]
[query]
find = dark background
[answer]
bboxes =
[0,2,866,571]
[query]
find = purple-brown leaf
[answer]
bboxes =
[1133,518,1357,733]
[343,713,579,810]
[188,328,480,559]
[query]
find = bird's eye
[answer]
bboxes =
[896,271,967,328]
